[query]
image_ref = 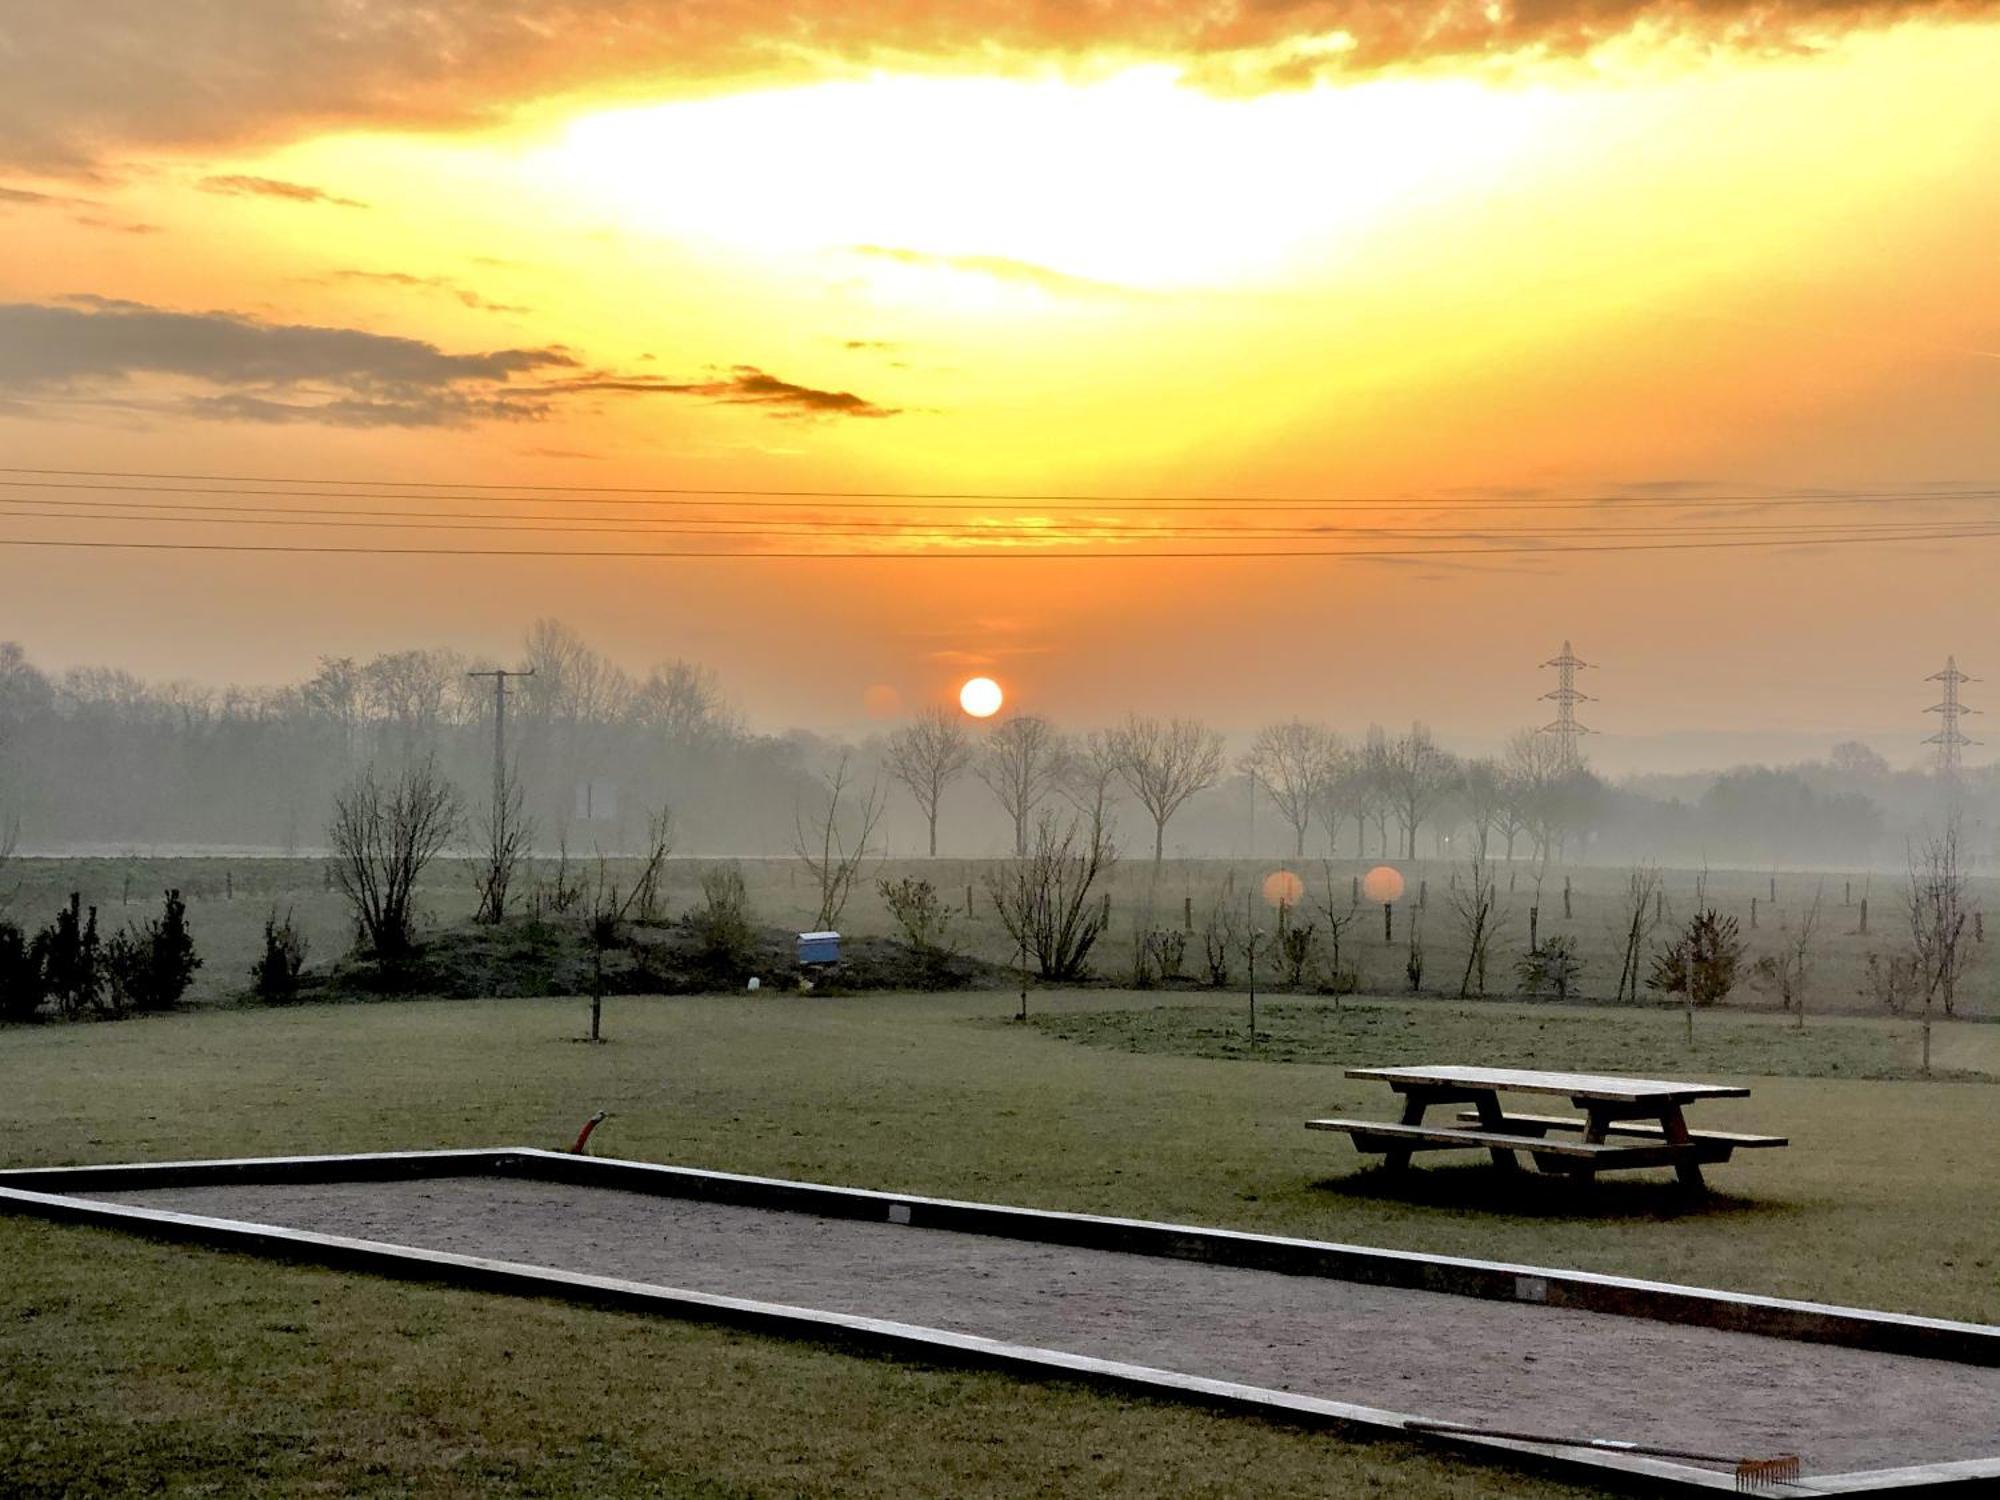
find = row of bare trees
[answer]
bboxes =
[1242,720,1596,863]
[878,703,1606,866]
[883,709,1224,863]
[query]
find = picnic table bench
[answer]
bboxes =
[1307,1065,1787,1191]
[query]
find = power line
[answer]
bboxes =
[5,467,2000,512]
[7,496,2000,544]
[4,526,1999,562]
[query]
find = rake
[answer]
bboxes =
[1406,1419,1801,1492]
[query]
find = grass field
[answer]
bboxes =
[7,851,1995,1018]
[4,987,1999,1496]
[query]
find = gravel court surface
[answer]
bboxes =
[94,1177,2000,1478]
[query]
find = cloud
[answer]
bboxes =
[0,296,893,426]
[0,183,156,233]
[198,174,367,207]
[324,268,530,315]
[850,244,1138,299]
[547,365,898,417]
[4,3,1992,171]
[0,297,575,426]
[0,184,66,206]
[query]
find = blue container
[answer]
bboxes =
[797,930,841,965]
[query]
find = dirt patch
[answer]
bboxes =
[94,1177,2000,1479]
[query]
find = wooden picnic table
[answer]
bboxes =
[1308,1064,1786,1191]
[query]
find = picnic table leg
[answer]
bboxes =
[1660,1103,1706,1192]
[1470,1090,1520,1172]
[1382,1088,1433,1172]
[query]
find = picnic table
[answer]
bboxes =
[1307,1064,1787,1191]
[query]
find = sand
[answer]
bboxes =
[95,1177,2000,1478]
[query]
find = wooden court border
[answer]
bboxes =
[3,1148,1996,1496]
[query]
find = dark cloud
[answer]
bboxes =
[546,366,898,417]
[0,297,575,426]
[3,3,1991,172]
[0,297,893,426]
[198,173,368,207]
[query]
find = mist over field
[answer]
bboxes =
[0,621,1977,872]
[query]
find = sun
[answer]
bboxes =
[959,677,1004,718]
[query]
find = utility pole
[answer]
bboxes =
[467,667,534,827]
[1924,656,1979,780]
[1539,640,1594,771]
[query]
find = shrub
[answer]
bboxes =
[1516,935,1583,1002]
[1199,878,1239,987]
[1280,921,1318,988]
[1860,950,1917,1015]
[1317,964,1359,998]
[1647,909,1744,1008]
[1127,921,1156,989]
[684,865,757,976]
[0,920,44,1022]
[252,908,310,1003]
[104,889,200,1013]
[984,813,1115,983]
[36,893,103,1019]
[879,877,957,959]
[328,756,460,960]
[1145,927,1188,981]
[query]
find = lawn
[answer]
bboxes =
[4,988,1999,1496]
[1021,995,1985,1079]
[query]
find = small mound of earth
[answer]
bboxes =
[314,920,1010,1001]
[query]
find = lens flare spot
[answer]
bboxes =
[959,676,1004,717]
[1362,865,1406,904]
[1262,869,1305,908]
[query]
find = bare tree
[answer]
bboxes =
[1311,740,1361,856]
[328,755,462,960]
[1502,727,1566,862]
[1459,757,1506,861]
[1908,817,1970,1073]
[795,752,886,929]
[1448,854,1508,998]
[976,714,1063,857]
[1313,862,1364,1004]
[1611,864,1663,1003]
[1058,728,1122,837]
[1113,714,1225,863]
[474,763,534,925]
[1241,720,1339,859]
[580,806,674,1042]
[1382,722,1458,861]
[885,705,975,857]
[985,812,1115,986]
[1753,882,1823,1029]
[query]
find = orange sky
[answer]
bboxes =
[2,4,1998,766]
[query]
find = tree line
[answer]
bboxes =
[0,627,1982,866]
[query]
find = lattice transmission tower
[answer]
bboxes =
[1539,640,1594,770]
[1924,656,1979,777]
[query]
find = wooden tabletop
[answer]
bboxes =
[1344,1065,1750,1104]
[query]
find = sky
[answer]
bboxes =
[2,2,1999,769]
